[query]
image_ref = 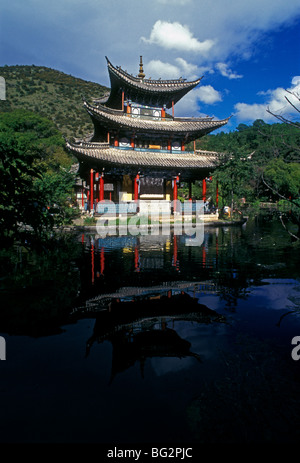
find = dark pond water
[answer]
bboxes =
[0,215,300,444]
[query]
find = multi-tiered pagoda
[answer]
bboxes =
[67,56,229,211]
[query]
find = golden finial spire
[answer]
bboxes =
[138,56,145,79]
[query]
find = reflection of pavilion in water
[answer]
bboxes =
[73,232,226,382]
[72,281,225,382]
[74,291,225,382]
[80,231,219,282]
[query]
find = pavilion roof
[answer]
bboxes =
[84,100,230,141]
[103,57,202,109]
[66,140,222,178]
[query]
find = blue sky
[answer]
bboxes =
[1,0,300,132]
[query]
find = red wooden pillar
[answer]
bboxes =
[130,137,135,149]
[173,175,179,212]
[172,100,174,118]
[161,107,165,119]
[202,178,206,202]
[114,135,119,147]
[181,141,185,151]
[134,173,140,201]
[81,185,84,208]
[189,181,192,201]
[122,91,124,111]
[90,169,94,211]
[95,172,99,204]
[173,176,178,202]
[216,180,219,208]
[99,172,104,201]
[168,139,171,152]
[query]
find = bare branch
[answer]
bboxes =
[261,173,300,209]
[285,95,300,114]
[279,214,299,241]
[266,107,300,128]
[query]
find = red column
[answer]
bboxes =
[202,178,206,202]
[173,175,179,201]
[181,141,185,151]
[173,175,179,212]
[161,107,165,119]
[81,186,84,208]
[216,180,219,208]
[134,173,140,201]
[90,169,94,211]
[99,173,104,201]
[95,172,99,204]
[168,139,171,152]
[130,137,135,149]
[172,100,174,118]
[114,136,119,147]
[122,91,124,111]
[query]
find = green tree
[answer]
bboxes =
[213,145,256,214]
[0,110,77,245]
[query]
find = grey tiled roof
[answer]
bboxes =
[106,56,202,93]
[104,57,203,109]
[66,140,222,170]
[84,101,230,136]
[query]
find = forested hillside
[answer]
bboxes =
[195,119,300,165]
[0,65,108,138]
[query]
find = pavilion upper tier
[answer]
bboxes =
[84,100,230,143]
[98,56,203,110]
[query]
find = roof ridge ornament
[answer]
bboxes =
[138,56,145,80]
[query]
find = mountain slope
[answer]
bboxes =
[0,65,108,138]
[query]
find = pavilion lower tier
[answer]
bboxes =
[75,169,218,213]
[67,142,221,209]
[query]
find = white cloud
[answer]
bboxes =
[291,76,300,87]
[216,62,243,79]
[196,86,222,105]
[145,58,211,81]
[145,60,181,79]
[234,76,300,122]
[234,103,273,122]
[141,20,215,54]
[174,58,199,79]
[174,85,222,118]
